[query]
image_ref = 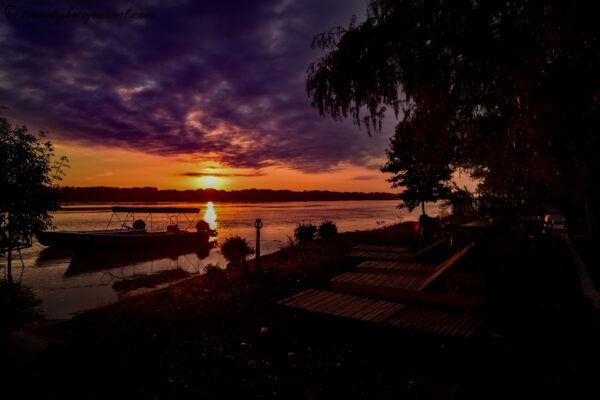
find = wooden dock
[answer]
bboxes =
[332,244,483,309]
[277,289,482,338]
[352,244,410,253]
[346,237,448,261]
[331,272,431,291]
[357,260,438,275]
[277,289,406,324]
[386,307,482,338]
[278,242,484,338]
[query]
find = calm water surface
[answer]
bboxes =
[1,200,442,319]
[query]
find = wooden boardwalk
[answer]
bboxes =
[346,250,420,261]
[277,289,405,323]
[346,237,447,261]
[331,272,430,291]
[357,260,438,275]
[277,290,483,338]
[277,242,483,338]
[352,244,410,253]
[340,243,473,292]
[332,243,482,309]
[386,307,482,338]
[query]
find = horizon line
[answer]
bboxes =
[60,186,398,195]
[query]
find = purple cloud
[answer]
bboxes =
[0,0,392,172]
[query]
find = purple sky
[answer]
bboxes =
[1,0,397,176]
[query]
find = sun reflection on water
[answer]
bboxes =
[204,201,217,230]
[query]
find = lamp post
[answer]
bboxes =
[254,218,263,270]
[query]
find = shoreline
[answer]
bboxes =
[9,200,415,320]
[56,198,402,212]
[3,222,600,398]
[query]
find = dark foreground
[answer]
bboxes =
[2,223,599,399]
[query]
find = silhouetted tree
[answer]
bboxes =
[0,112,68,284]
[307,1,600,236]
[381,110,453,214]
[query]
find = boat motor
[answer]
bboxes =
[196,220,216,237]
[133,219,146,231]
[166,224,180,233]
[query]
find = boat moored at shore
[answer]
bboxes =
[35,206,217,252]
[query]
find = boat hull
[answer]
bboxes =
[36,230,214,252]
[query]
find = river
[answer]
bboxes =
[0,200,443,319]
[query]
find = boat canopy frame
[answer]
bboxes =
[106,207,201,232]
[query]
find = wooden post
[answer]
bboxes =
[255,218,263,270]
[7,234,12,285]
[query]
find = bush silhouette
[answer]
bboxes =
[294,223,317,244]
[220,236,254,266]
[318,221,338,238]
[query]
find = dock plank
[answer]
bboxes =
[278,290,405,323]
[348,237,447,261]
[311,294,346,313]
[321,294,362,314]
[293,290,334,310]
[346,250,418,261]
[331,272,430,291]
[352,245,410,253]
[357,260,438,275]
[278,291,481,338]
[387,307,482,338]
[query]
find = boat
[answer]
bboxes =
[35,206,217,252]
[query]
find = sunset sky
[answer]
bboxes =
[2,1,403,192]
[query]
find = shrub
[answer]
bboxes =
[0,280,42,338]
[203,263,224,275]
[294,223,317,244]
[220,236,254,266]
[318,221,338,238]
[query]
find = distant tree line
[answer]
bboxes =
[59,186,396,203]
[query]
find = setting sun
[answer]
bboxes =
[200,175,221,189]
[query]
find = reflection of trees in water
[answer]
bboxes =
[112,269,192,294]
[65,242,214,277]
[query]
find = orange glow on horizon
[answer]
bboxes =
[52,141,406,192]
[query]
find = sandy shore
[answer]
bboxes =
[3,222,600,399]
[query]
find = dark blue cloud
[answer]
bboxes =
[0,0,393,172]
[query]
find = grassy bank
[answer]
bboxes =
[2,222,600,399]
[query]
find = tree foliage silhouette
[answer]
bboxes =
[1,112,68,284]
[307,0,600,234]
[381,111,452,214]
